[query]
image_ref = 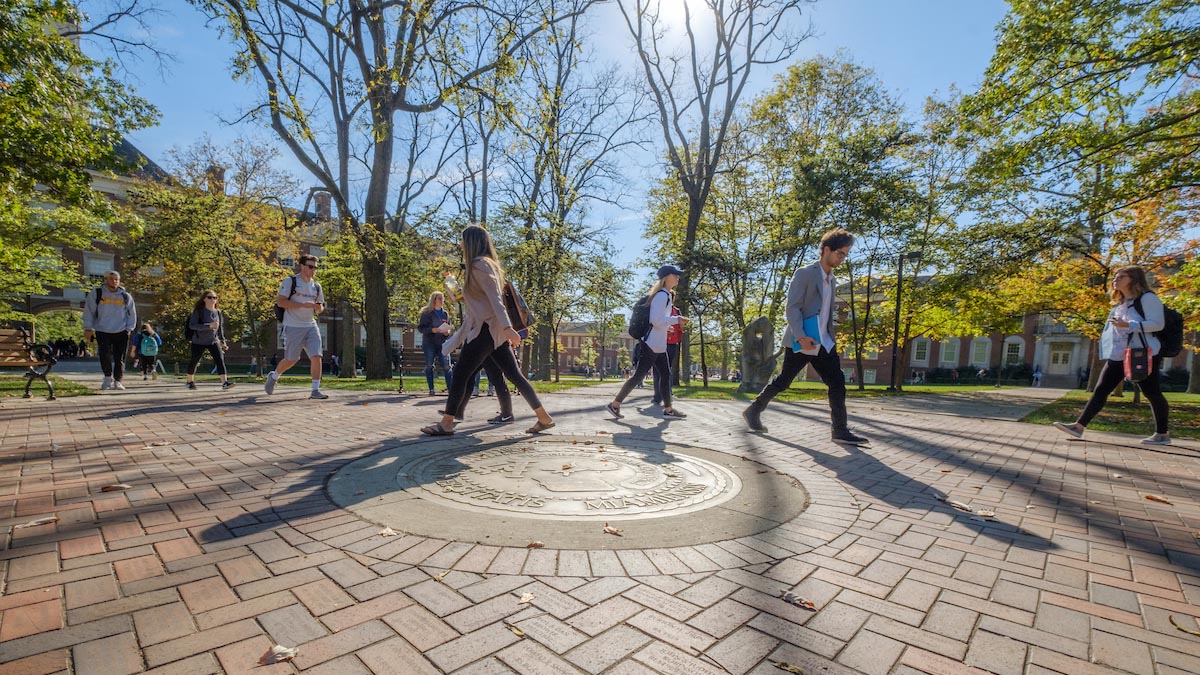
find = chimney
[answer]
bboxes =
[206,165,226,194]
[314,192,332,220]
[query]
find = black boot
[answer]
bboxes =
[742,403,767,432]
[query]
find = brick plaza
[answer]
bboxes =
[1,380,1198,674]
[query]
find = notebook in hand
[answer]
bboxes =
[791,315,821,355]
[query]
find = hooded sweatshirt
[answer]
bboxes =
[83,286,137,334]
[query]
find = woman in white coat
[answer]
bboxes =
[606,265,689,419]
[1053,266,1171,445]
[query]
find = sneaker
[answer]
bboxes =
[662,408,687,419]
[1140,433,1171,446]
[151,373,158,380]
[187,381,197,390]
[100,376,112,390]
[1052,422,1084,439]
[832,430,869,445]
[113,381,126,390]
[310,390,329,400]
[264,372,278,395]
[143,374,149,380]
[222,381,235,390]
[742,407,767,433]
[428,389,436,396]
[605,402,623,419]
[488,414,514,424]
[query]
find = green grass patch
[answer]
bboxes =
[0,375,92,398]
[672,379,1021,401]
[177,374,607,395]
[1021,389,1200,440]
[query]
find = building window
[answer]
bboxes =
[970,338,991,367]
[1003,338,1024,366]
[911,338,929,366]
[83,253,115,288]
[940,339,959,366]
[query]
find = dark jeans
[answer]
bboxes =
[616,342,671,407]
[95,331,129,381]
[1078,357,1169,434]
[749,346,848,433]
[187,343,227,376]
[448,355,513,418]
[445,324,541,417]
[141,355,157,376]
[423,341,452,392]
[653,342,680,403]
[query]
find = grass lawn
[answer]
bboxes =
[182,374,606,395]
[673,379,1023,401]
[1022,389,1200,440]
[0,375,92,398]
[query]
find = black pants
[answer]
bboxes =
[446,325,540,416]
[95,331,129,380]
[616,342,671,407]
[187,343,227,376]
[1078,357,1169,434]
[448,355,515,418]
[749,346,848,433]
[141,355,157,376]
[654,342,680,402]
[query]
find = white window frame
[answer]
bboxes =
[910,337,930,366]
[970,338,991,367]
[1003,337,1024,366]
[940,338,960,366]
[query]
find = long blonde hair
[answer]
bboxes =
[420,291,446,316]
[644,278,668,300]
[1110,265,1152,304]
[460,224,505,293]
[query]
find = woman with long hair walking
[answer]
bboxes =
[606,265,689,420]
[422,225,554,435]
[185,290,233,390]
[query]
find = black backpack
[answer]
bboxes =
[273,276,321,322]
[627,290,664,341]
[1133,293,1184,358]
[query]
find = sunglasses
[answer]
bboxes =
[205,296,218,300]
[304,264,319,269]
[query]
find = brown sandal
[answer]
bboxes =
[526,420,555,434]
[421,423,455,436]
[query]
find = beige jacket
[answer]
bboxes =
[443,257,514,356]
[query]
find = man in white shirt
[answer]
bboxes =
[265,255,328,399]
[742,228,868,445]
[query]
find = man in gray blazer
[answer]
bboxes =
[742,228,868,445]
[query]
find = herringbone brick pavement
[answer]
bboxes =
[1,380,1197,674]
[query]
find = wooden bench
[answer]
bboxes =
[395,346,431,393]
[0,327,58,400]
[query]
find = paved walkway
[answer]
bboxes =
[1,379,1198,675]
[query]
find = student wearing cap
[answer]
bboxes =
[606,264,689,419]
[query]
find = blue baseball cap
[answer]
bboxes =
[657,264,683,279]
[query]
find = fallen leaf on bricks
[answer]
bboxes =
[527,541,545,548]
[433,569,450,582]
[778,591,817,611]
[151,441,170,446]
[757,470,768,474]
[940,468,952,472]
[506,623,526,637]
[353,437,367,441]
[1111,474,1123,478]
[974,509,996,518]
[14,516,59,529]
[603,523,623,536]
[946,500,972,512]
[562,465,572,471]
[101,484,132,492]
[259,645,299,665]
[378,527,398,537]
[185,423,199,427]
[1168,615,1200,637]
[518,592,535,604]
[1145,494,1174,505]
[773,661,805,674]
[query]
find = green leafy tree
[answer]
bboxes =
[1,0,157,320]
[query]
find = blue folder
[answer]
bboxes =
[791,315,822,353]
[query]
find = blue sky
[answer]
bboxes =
[115,0,1009,264]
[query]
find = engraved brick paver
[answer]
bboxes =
[3,383,1199,674]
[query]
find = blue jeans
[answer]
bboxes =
[424,342,452,392]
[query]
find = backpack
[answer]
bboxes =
[1133,293,1184,358]
[503,280,533,334]
[628,290,665,341]
[92,287,131,319]
[274,275,297,323]
[139,333,159,356]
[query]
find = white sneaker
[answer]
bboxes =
[264,372,278,395]
[100,376,112,390]
[113,381,126,390]
[143,374,149,380]
[1141,433,1171,446]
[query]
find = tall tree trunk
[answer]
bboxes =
[339,298,355,378]
[677,195,702,384]
[1188,345,1199,394]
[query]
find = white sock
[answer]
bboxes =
[312,380,321,391]
[268,371,277,379]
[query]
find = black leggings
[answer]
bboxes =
[446,324,540,416]
[1077,357,1168,434]
[187,343,227,376]
[615,342,671,407]
[448,355,514,418]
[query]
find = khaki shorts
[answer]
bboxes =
[283,325,322,361]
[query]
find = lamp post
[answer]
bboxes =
[888,251,924,391]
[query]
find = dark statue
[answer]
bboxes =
[739,317,777,393]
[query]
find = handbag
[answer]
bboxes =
[503,280,533,333]
[1123,326,1152,382]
